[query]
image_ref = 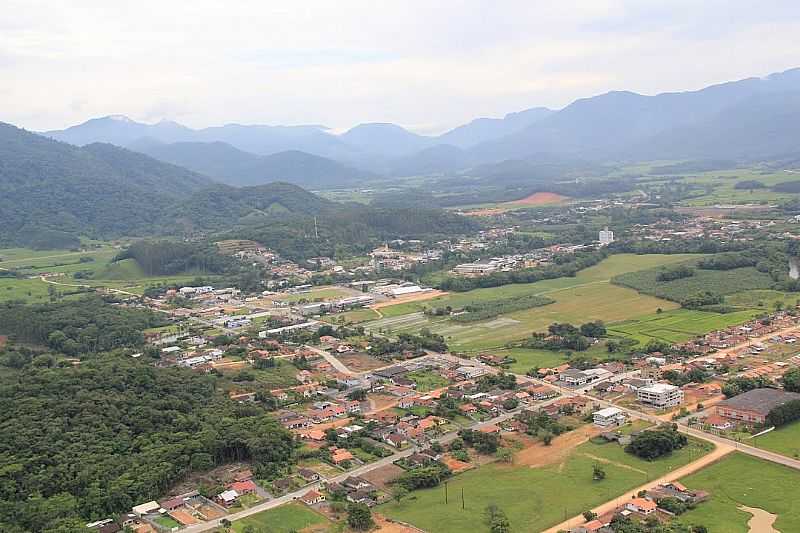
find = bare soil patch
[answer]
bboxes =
[514,425,602,468]
[371,290,448,309]
[442,455,473,473]
[367,394,400,414]
[360,464,405,489]
[374,514,425,533]
[509,192,568,206]
[337,352,387,372]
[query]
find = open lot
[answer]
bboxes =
[381,436,711,533]
[365,254,695,352]
[749,420,800,459]
[680,453,800,533]
[232,503,332,533]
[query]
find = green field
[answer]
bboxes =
[381,437,712,533]
[608,308,762,345]
[749,420,800,459]
[726,289,800,310]
[500,348,569,373]
[613,265,775,303]
[676,168,800,206]
[679,453,800,533]
[232,503,332,533]
[407,370,449,392]
[365,254,696,351]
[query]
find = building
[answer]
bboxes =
[299,490,325,506]
[559,368,589,386]
[637,383,684,407]
[715,388,800,426]
[453,262,500,276]
[599,227,614,245]
[626,497,657,515]
[593,407,626,427]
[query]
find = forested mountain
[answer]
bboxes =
[0,122,211,247]
[133,140,374,188]
[339,123,434,157]
[437,107,553,148]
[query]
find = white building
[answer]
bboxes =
[453,262,500,275]
[593,407,626,427]
[599,227,615,245]
[637,383,684,407]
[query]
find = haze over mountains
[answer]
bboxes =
[40,67,800,186]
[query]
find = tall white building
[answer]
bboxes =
[637,383,684,407]
[599,227,614,245]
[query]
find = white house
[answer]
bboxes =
[637,383,684,407]
[593,407,626,427]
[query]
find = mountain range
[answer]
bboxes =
[41,67,800,185]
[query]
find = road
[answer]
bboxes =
[687,322,800,364]
[180,395,556,533]
[303,345,356,375]
[37,274,140,298]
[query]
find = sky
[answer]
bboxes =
[3,0,800,134]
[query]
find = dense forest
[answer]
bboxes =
[113,240,235,276]
[0,355,295,532]
[0,296,167,356]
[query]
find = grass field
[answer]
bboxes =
[365,254,698,352]
[607,308,762,345]
[381,437,711,533]
[231,503,332,533]
[749,420,800,459]
[407,370,450,392]
[500,348,569,373]
[679,453,800,533]
[726,289,800,310]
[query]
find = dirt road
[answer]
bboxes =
[542,442,734,533]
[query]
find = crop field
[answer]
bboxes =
[381,437,711,533]
[231,503,332,533]
[608,308,762,345]
[679,453,800,533]
[726,289,800,310]
[674,168,800,206]
[612,265,774,302]
[365,255,697,352]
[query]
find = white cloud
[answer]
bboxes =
[2,0,799,132]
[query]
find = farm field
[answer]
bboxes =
[679,453,800,533]
[364,254,696,351]
[381,437,711,533]
[499,348,568,373]
[231,503,333,533]
[613,265,775,303]
[726,289,800,310]
[607,308,762,345]
[675,168,800,206]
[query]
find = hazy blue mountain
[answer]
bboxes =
[340,123,434,157]
[132,140,374,188]
[437,107,553,148]
[471,67,800,163]
[44,116,195,146]
[389,144,472,176]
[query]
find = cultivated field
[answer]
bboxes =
[607,308,762,345]
[365,254,695,351]
[680,453,800,533]
[381,437,712,533]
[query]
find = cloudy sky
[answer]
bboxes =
[3,0,800,133]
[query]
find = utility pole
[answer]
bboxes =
[461,488,465,510]
[445,481,448,504]
[314,216,319,239]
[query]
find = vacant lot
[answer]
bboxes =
[680,453,800,533]
[506,192,568,206]
[365,254,694,352]
[276,287,351,303]
[335,352,387,372]
[232,503,332,533]
[608,308,762,345]
[749,420,800,459]
[381,437,711,533]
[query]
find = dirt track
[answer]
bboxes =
[370,290,448,310]
[513,425,603,468]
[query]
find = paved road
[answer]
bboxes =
[303,345,355,375]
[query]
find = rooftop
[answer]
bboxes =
[717,388,800,416]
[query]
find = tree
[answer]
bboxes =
[495,448,513,463]
[592,464,606,481]
[541,431,553,446]
[484,505,511,533]
[391,486,409,503]
[782,367,800,393]
[583,510,598,522]
[347,503,374,531]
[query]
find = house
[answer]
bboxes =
[342,476,374,491]
[528,385,558,400]
[217,490,240,507]
[459,403,478,415]
[131,501,159,517]
[705,414,734,430]
[331,448,355,464]
[592,407,626,427]
[228,480,257,495]
[298,468,321,482]
[273,478,294,492]
[299,490,325,505]
[301,429,327,441]
[715,388,800,425]
[234,469,253,482]
[637,383,684,407]
[398,396,417,409]
[384,432,409,448]
[158,496,185,512]
[479,424,501,434]
[626,497,657,515]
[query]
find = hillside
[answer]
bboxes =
[0,122,212,246]
[132,141,374,188]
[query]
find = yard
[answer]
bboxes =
[679,453,800,533]
[365,254,695,352]
[232,503,332,533]
[407,370,449,392]
[381,436,711,533]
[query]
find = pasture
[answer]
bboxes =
[381,437,711,533]
[679,453,800,533]
[365,254,695,352]
[608,308,762,345]
[231,503,332,533]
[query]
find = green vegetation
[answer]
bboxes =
[368,254,691,352]
[750,419,800,458]
[607,308,761,345]
[381,438,710,533]
[613,265,774,305]
[232,503,331,533]
[447,293,554,322]
[680,453,800,533]
[407,370,449,392]
[499,348,567,374]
